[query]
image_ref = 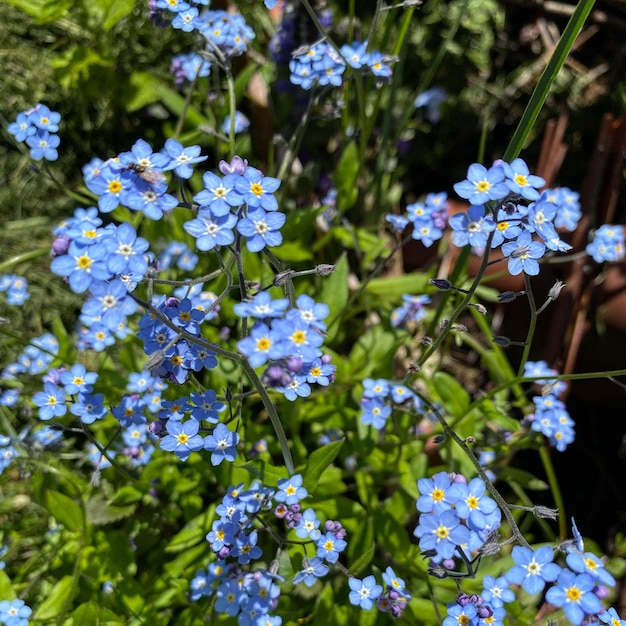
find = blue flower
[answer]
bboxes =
[161,138,207,179]
[481,575,515,607]
[501,231,546,276]
[453,163,509,205]
[502,158,545,200]
[413,509,470,560]
[275,474,308,505]
[204,423,239,465]
[231,530,263,565]
[104,223,150,276]
[221,111,250,135]
[0,599,32,625]
[295,508,321,540]
[33,383,67,420]
[360,397,391,429]
[416,471,454,513]
[316,531,347,563]
[233,291,289,319]
[505,545,561,594]
[348,575,382,610]
[293,557,329,586]
[566,551,616,587]
[447,476,498,531]
[237,322,287,367]
[160,419,205,461]
[442,602,477,626]
[184,213,237,250]
[235,167,281,211]
[26,129,60,161]
[50,240,112,293]
[59,364,98,395]
[194,171,243,217]
[190,389,225,423]
[599,607,626,626]
[545,569,603,625]
[449,205,496,248]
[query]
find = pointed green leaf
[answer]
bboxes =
[334,141,360,213]
[33,576,75,620]
[42,489,83,532]
[320,253,348,342]
[432,371,470,418]
[303,439,344,489]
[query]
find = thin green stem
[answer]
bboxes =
[539,443,567,540]
[240,361,294,475]
[517,273,537,378]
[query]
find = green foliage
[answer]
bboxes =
[1,0,625,625]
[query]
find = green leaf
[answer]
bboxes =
[347,519,375,574]
[334,141,360,213]
[479,399,521,432]
[165,511,213,553]
[42,489,83,532]
[108,485,145,507]
[85,493,136,525]
[6,0,72,22]
[0,570,14,599]
[33,576,75,620]
[303,439,344,489]
[119,71,163,112]
[504,0,595,160]
[237,460,289,485]
[73,602,123,625]
[51,46,113,90]
[366,273,431,299]
[432,371,470,418]
[93,0,134,31]
[320,253,348,342]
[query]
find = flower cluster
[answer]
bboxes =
[235,292,336,401]
[523,360,575,451]
[193,475,346,623]
[153,2,255,57]
[449,159,577,275]
[170,51,211,85]
[0,275,29,306]
[8,103,61,161]
[390,294,431,328]
[185,158,285,253]
[586,224,625,263]
[359,378,423,430]
[443,591,507,626]
[289,40,392,90]
[137,295,218,385]
[83,138,189,219]
[413,471,501,564]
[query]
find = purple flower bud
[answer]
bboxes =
[285,356,303,373]
[262,365,291,387]
[149,420,164,435]
[442,558,456,570]
[51,235,71,257]
[450,472,467,485]
[219,155,248,175]
[163,297,180,308]
[321,354,333,364]
[274,504,288,518]
[477,605,493,618]
[218,546,230,559]
[593,584,610,599]
[457,593,471,607]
